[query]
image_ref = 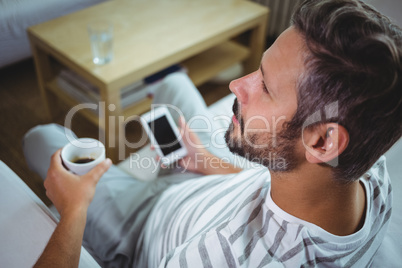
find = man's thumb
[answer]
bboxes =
[86,158,112,183]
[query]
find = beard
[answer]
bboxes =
[224,99,300,172]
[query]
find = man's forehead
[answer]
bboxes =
[262,27,305,64]
[260,27,305,96]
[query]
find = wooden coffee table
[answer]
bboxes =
[28,0,269,161]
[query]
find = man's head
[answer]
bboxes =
[225,27,305,172]
[226,0,402,182]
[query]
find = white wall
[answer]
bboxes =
[364,0,402,26]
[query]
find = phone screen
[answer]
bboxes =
[148,115,182,156]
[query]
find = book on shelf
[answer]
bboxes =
[56,70,150,109]
[56,64,186,109]
[58,70,100,100]
[56,77,98,104]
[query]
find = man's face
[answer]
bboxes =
[225,27,305,171]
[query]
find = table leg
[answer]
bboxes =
[99,88,122,163]
[30,43,58,121]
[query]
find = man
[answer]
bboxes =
[25,0,401,267]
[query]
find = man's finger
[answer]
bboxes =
[50,149,62,164]
[85,158,112,183]
[179,116,189,131]
[50,149,68,172]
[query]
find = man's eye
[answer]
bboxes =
[262,81,269,93]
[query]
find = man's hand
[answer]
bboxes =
[153,117,242,175]
[44,149,112,218]
[34,149,111,268]
[177,117,242,175]
[177,117,212,173]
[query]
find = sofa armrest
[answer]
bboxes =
[0,160,100,267]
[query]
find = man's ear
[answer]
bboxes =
[303,123,349,165]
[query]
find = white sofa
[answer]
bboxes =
[0,93,401,267]
[0,0,108,68]
[0,160,101,267]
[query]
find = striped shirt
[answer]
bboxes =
[134,156,391,267]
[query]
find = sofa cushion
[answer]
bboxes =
[0,160,100,267]
[0,0,108,68]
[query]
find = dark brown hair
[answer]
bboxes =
[287,0,402,181]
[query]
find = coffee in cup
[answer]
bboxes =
[61,138,105,175]
[73,157,95,164]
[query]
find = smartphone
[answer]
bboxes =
[141,106,187,165]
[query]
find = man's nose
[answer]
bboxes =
[229,75,247,104]
[229,71,258,105]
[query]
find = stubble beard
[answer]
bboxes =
[224,100,300,172]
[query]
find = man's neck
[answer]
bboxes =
[270,164,366,236]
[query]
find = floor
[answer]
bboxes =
[0,59,232,204]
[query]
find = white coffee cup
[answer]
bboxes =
[61,138,106,175]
